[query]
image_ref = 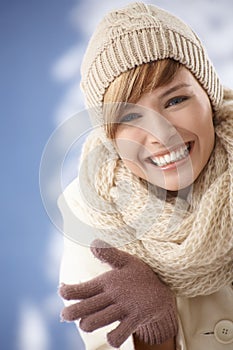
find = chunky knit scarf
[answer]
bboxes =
[64,88,233,298]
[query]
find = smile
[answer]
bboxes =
[149,143,192,167]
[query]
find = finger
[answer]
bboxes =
[80,304,124,332]
[61,293,111,321]
[91,239,131,269]
[59,279,103,300]
[107,316,138,348]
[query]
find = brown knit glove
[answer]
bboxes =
[59,240,178,348]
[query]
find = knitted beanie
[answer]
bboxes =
[80,2,223,124]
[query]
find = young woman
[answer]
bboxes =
[58,2,233,349]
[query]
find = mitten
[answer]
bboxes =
[59,240,178,348]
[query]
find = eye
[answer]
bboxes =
[119,112,142,123]
[165,96,188,108]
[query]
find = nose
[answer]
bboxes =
[141,110,179,146]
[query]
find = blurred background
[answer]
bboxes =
[1,0,233,349]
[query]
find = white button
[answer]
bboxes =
[214,320,233,344]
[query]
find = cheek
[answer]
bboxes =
[115,128,146,178]
[178,101,214,140]
[193,112,215,148]
[115,126,143,140]
[192,97,214,134]
[115,127,144,159]
[198,116,215,161]
[185,104,215,176]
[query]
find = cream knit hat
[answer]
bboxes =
[80,2,223,123]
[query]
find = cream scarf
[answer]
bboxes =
[69,88,233,298]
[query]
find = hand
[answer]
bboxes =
[59,240,178,348]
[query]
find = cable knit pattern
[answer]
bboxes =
[80,2,223,125]
[61,88,233,298]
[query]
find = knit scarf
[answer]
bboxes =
[67,88,233,298]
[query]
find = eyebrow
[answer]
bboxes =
[159,83,191,99]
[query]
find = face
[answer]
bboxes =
[114,67,215,191]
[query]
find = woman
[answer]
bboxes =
[58,2,233,349]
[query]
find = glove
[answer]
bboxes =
[59,240,178,348]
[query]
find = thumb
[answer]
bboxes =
[107,316,137,348]
[90,239,130,269]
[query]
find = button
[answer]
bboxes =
[214,320,233,344]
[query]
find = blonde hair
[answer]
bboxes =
[103,59,181,138]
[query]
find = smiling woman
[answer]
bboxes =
[58,2,233,350]
[111,66,215,191]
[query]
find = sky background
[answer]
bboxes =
[1,0,233,349]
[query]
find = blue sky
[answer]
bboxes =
[1,0,84,349]
[1,1,233,350]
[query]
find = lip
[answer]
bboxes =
[147,141,194,170]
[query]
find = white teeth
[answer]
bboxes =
[164,154,170,163]
[151,144,190,166]
[171,151,176,162]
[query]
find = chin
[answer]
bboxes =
[150,178,194,193]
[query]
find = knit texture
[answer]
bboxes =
[61,88,233,298]
[80,2,223,125]
[60,239,178,347]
